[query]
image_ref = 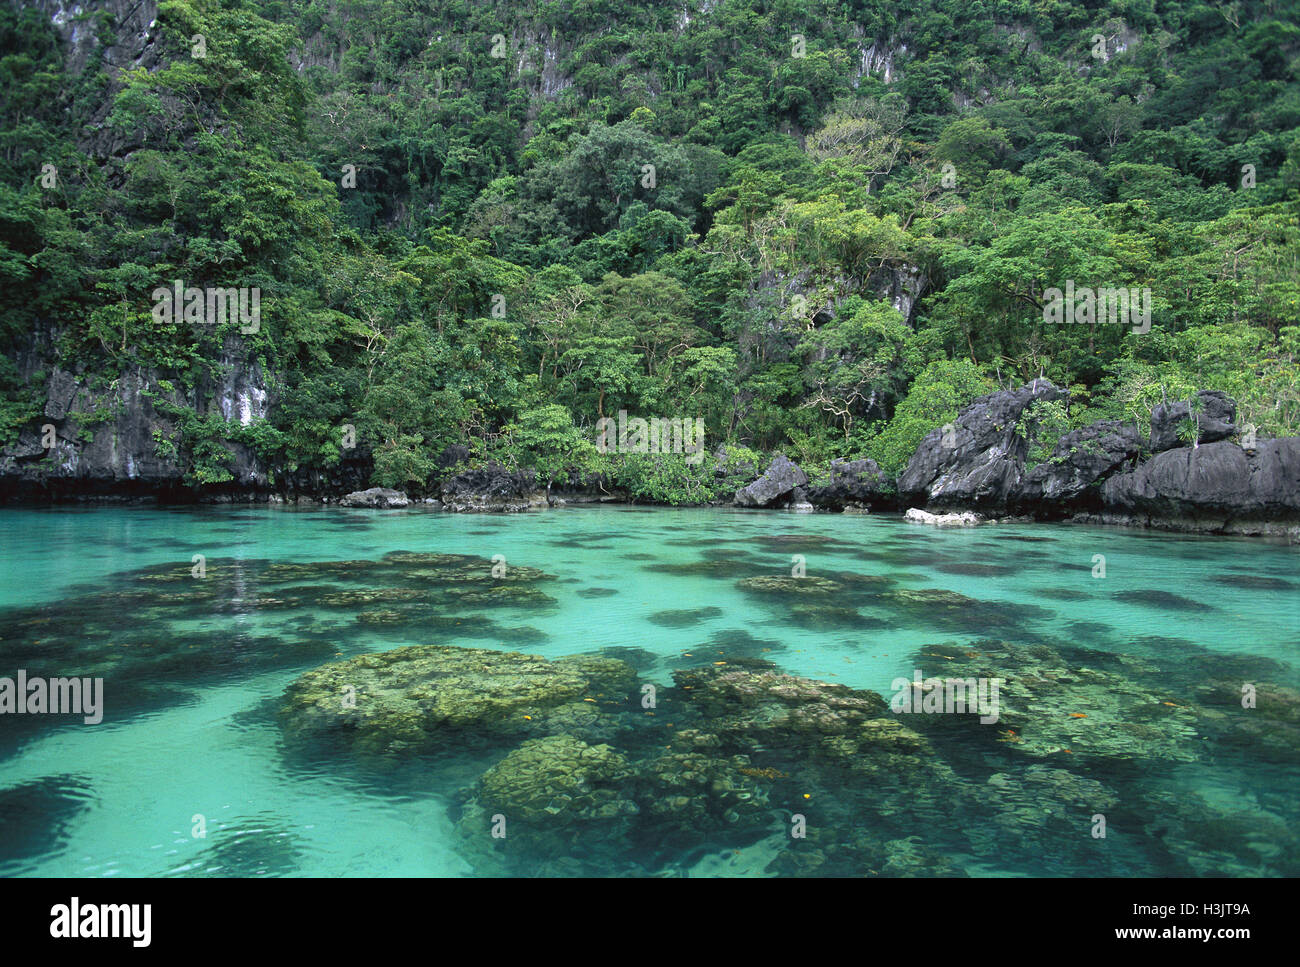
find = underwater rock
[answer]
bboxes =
[1188,677,1300,764]
[1221,574,1296,591]
[734,575,843,596]
[166,813,304,877]
[0,595,336,691]
[0,551,563,752]
[438,655,966,875]
[318,588,426,608]
[1112,589,1214,612]
[349,608,525,634]
[1175,648,1293,682]
[378,551,473,567]
[632,751,772,839]
[751,533,849,549]
[902,638,1204,763]
[964,766,1127,874]
[596,646,659,670]
[407,563,552,584]
[1120,786,1299,877]
[647,606,723,628]
[355,609,416,626]
[1034,587,1092,602]
[1063,621,1116,645]
[767,823,968,878]
[279,644,638,756]
[827,570,896,592]
[440,584,557,608]
[494,625,549,644]
[0,775,94,865]
[880,588,1041,630]
[353,611,492,636]
[672,629,786,666]
[876,835,969,877]
[260,559,384,580]
[933,561,1020,577]
[670,664,926,765]
[640,558,749,578]
[470,736,775,844]
[477,734,637,827]
[786,606,869,630]
[454,734,775,875]
[381,550,553,585]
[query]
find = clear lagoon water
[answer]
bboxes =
[0,505,1296,877]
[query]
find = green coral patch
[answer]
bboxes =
[278,644,638,756]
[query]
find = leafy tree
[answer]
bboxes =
[867,358,994,475]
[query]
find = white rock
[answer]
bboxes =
[904,507,982,527]
[339,487,410,508]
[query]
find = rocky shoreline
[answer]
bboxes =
[3,380,1297,539]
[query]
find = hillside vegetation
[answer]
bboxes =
[1,0,1297,500]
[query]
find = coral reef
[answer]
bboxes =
[902,638,1203,762]
[279,644,638,756]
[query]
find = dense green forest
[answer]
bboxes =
[1,0,1297,501]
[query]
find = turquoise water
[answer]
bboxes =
[0,505,1296,877]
